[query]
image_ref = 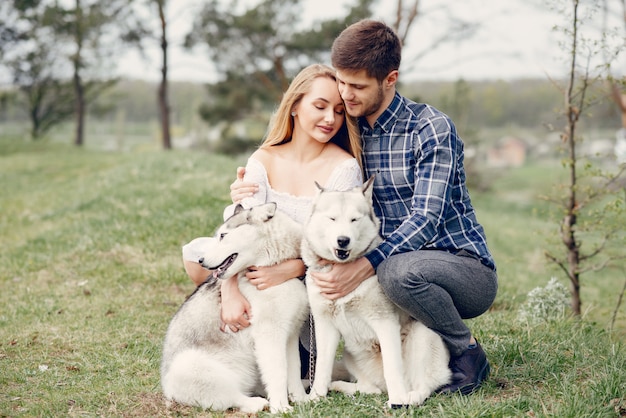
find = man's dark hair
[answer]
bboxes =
[331,19,402,83]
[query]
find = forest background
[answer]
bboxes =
[1,0,624,159]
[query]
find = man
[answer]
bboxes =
[231,19,498,395]
[319,18,498,395]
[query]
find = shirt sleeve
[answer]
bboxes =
[222,158,269,220]
[365,116,457,268]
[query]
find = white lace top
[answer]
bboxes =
[222,157,363,224]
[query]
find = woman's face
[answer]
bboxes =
[293,77,345,144]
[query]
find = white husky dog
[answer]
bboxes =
[301,177,451,407]
[161,203,309,413]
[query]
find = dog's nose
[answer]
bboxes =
[198,257,204,264]
[337,236,350,248]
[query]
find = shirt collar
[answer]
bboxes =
[358,91,403,134]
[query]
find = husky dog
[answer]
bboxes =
[302,177,451,407]
[161,203,309,413]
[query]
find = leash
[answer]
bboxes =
[308,312,316,390]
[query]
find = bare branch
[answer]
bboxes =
[579,235,610,262]
[545,251,574,281]
[396,0,419,45]
[578,253,626,275]
[610,271,626,333]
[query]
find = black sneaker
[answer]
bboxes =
[437,341,490,395]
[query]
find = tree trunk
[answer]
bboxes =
[73,68,85,147]
[29,89,41,139]
[563,113,581,315]
[73,0,85,147]
[393,0,420,45]
[563,0,582,316]
[157,1,171,150]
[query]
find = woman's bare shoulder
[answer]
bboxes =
[249,147,274,166]
[326,143,356,162]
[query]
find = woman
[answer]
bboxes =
[181,63,363,378]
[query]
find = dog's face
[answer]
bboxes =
[200,203,277,279]
[305,177,380,263]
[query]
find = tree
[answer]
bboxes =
[185,0,374,137]
[0,0,75,139]
[0,1,30,60]
[12,48,76,139]
[43,0,143,146]
[122,0,173,150]
[155,0,171,150]
[544,0,626,316]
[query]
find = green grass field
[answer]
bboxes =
[1,138,625,417]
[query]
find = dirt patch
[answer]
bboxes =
[116,392,258,417]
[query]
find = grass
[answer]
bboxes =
[1,138,625,417]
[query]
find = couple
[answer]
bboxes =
[183,19,498,397]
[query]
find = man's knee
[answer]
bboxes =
[377,255,416,298]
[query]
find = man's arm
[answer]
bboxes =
[367,117,458,269]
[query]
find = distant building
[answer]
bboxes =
[486,136,527,168]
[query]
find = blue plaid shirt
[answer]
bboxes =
[361,92,496,271]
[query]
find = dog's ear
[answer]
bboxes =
[362,175,375,201]
[251,202,277,222]
[233,204,245,215]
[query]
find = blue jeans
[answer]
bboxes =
[377,249,498,358]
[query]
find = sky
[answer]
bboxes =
[110,0,623,83]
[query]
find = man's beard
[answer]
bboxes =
[347,83,385,119]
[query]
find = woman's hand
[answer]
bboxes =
[230,167,258,203]
[220,275,252,333]
[246,259,306,290]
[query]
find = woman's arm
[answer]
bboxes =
[220,275,252,332]
[229,166,259,203]
[183,259,210,287]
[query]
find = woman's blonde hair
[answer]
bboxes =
[261,63,362,167]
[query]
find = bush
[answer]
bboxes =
[517,277,571,325]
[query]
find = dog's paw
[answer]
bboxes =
[407,388,430,406]
[289,389,308,404]
[307,387,327,402]
[269,402,293,414]
[239,397,269,413]
[387,391,410,409]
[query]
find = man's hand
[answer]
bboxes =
[310,257,374,300]
[230,167,258,203]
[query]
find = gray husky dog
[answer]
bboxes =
[302,177,451,407]
[161,203,309,413]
